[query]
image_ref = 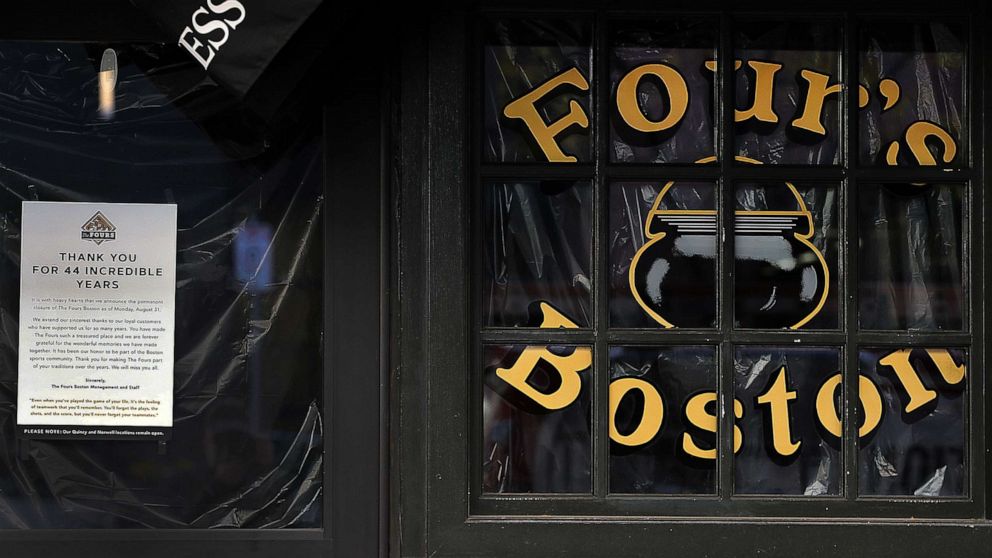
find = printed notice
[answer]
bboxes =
[17,202,176,440]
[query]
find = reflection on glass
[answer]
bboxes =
[483,180,592,328]
[735,21,842,165]
[859,183,964,330]
[734,181,838,329]
[609,346,717,494]
[484,19,592,163]
[859,347,966,497]
[483,344,592,493]
[734,346,842,495]
[611,180,717,328]
[860,22,965,167]
[609,19,717,163]
[0,42,323,528]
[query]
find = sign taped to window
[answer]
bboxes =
[17,202,177,441]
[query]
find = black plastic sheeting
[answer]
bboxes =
[481,18,967,499]
[609,19,716,164]
[482,344,592,493]
[734,21,842,165]
[609,346,716,494]
[734,347,841,496]
[859,348,966,497]
[860,22,966,166]
[483,180,592,328]
[859,183,964,330]
[0,42,323,528]
[484,19,592,164]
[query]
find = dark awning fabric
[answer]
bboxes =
[128,0,324,98]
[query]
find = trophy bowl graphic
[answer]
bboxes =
[629,157,829,329]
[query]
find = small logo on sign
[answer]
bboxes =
[81,212,116,245]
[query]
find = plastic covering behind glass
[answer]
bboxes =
[735,182,838,329]
[734,346,841,495]
[484,19,592,163]
[475,15,976,511]
[610,181,716,328]
[860,23,965,167]
[735,21,842,165]
[609,19,716,164]
[483,181,592,328]
[0,42,322,528]
[483,344,592,493]
[609,346,716,494]
[859,183,964,330]
[859,347,966,497]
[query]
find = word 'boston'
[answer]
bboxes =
[488,304,967,461]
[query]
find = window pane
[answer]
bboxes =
[609,19,717,163]
[483,180,592,327]
[734,21,842,165]
[859,22,966,167]
[734,346,842,495]
[609,346,717,494]
[0,42,322,528]
[484,19,593,163]
[858,347,967,497]
[610,180,717,328]
[734,181,839,329]
[483,344,592,493]
[858,183,965,330]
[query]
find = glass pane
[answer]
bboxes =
[609,346,717,494]
[859,22,966,167]
[610,180,717,328]
[734,181,839,329]
[0,42,322,528]
[484,19,593,163]
[734,21,842,165]
[734,346,842,495]
[859,347,967,497]
[859,183,965,330]
[483,344,592,493]
[483,180,592,327]
[609,19,717,163]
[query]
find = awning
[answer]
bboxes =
[129,0,324,99]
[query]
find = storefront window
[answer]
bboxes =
[477,14,977,514]
[0,41,323,528]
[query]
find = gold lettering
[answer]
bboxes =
[703,59,743,73]
[878,349,936,414]
[756,366,800,457]
[879,78,901,111]
[924,348,966,386]
[877,348,965,416]
[609,378,664,447]
[860,375,883,438]
[502,67,590,163]
[616,63,689,133]
[814,374,883,438]
[814,374,842,438]
[494,303,591,410]
[885,121,958,166]
[733,398,744,454]
[735,61,783,124]
[791,69,842,135]
[681,392,743,459]
[534,301,581,329]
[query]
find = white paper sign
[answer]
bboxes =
[17,202,176,440]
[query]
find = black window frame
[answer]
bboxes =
[0,2,387,557]
[395,1,992,555]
